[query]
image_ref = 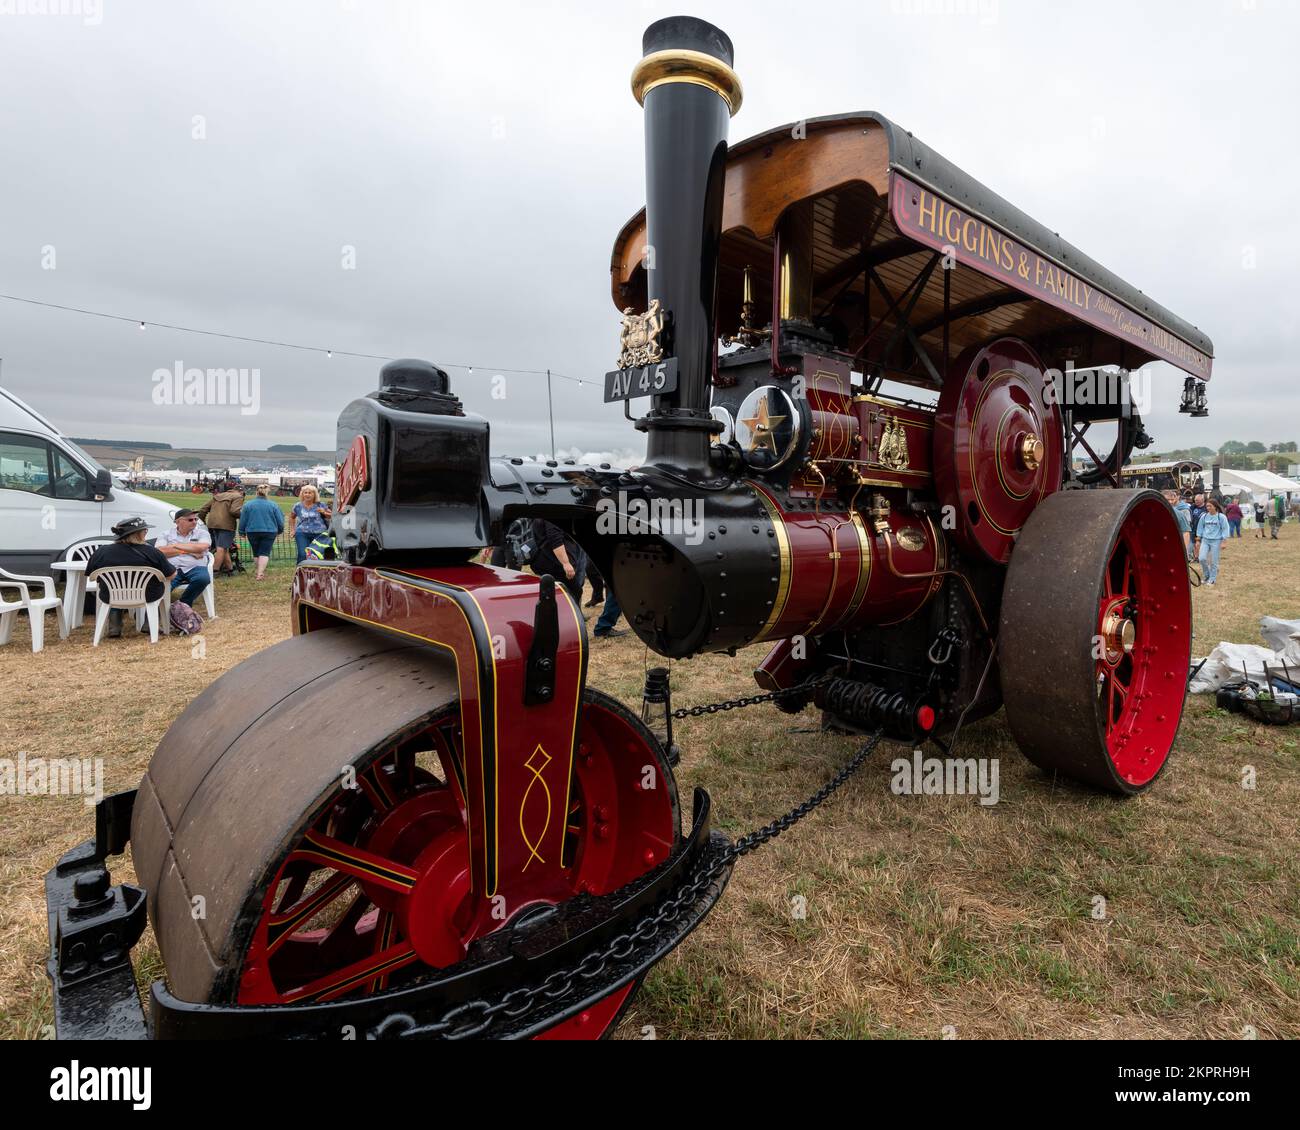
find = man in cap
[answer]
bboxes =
[85,516,176,639]
[156,508,213,608]
[197,480,244,576]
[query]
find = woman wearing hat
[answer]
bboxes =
[85,517,177,639]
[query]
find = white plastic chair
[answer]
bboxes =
[0,567,70,653]
[53,538,113,629]
[200,551,217,620]
[87,565,169,646]
[68,539,112,562]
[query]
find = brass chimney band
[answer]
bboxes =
[631,48,744,116]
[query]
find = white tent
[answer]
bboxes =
[1217,467,1298,500]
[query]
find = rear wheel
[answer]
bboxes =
[999,489,1191,793]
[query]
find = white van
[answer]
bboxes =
[0,387,178,576]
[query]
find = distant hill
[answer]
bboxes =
[71,438,172,450]
[79,440,333,470]
[268,444,309,453]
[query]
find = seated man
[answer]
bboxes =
[86,516,176,638]
[156,508,213,608]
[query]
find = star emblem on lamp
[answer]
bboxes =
[734,385,801,470]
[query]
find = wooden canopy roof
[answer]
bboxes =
[610,113,1213,383]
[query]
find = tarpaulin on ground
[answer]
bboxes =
[1188,617,1300,693]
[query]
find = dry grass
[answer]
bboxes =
[1,534,1297,1040]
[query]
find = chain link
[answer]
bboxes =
[371,682,879,1041]
[671,673,832,718]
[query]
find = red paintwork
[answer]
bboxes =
[786,355,935,495]
[851,398,935,488]
[754,637,816,692]
[752,483,944,643]
[335,434,369,511]
[1094,495,1190,787]
[935,337,1063,564]
[296,562,586,899]
[282,561,677,1037]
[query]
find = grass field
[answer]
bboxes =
[1,526,1297,1040]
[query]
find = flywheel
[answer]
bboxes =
[934,336,1064,564]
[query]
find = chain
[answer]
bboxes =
[373,718,884,1041]
[670,673,833,718]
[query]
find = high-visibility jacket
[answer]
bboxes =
[305,532,338,560]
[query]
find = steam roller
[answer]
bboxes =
[44,13,1211,1040]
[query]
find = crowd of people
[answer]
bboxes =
[86,481,323,640]
[1167,486,1288,587]
[90,478,1291,644]
[89,481,633,643]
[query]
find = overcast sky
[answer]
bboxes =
[0,0,1295,462]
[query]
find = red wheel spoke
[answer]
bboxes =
[293,830,419,894]
[267,871,355,953]
[430,723,468,812]
[357,762,398,812]
[280,937,419,1003]
[274,862,315,913]
[369,910,399,992]
[237,701,672,1039]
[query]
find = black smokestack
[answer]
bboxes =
[632,17,741,475]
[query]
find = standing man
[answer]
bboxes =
[1189,492,1208,560]
[592,590,627,640]
[157,508,213,609]
[1171,492,1193,561]
[1270,492,1285,540]
[528,519,586,604]
[198,480,244,576]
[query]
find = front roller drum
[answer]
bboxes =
[999,489,1191,793]
[130,625,679,1038]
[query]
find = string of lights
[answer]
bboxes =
[0,293,592,386]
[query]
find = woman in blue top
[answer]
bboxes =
[288,484,332,563]
[1196,499,1230,586]
[238,484,286,580]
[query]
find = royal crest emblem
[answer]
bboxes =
[617,298,666,369]
[877,414,910,471]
